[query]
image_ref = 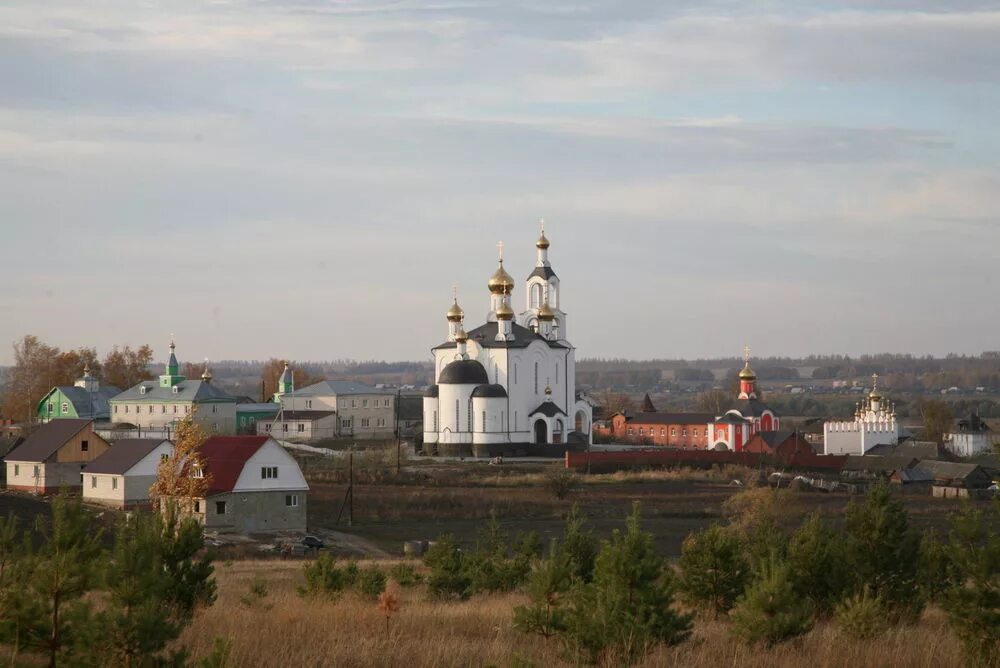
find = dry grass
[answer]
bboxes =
[179,560,965,668]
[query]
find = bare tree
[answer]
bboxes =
[102,345,154,390]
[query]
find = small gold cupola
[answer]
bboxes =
[536,221,550,249]
[446,288,464,322]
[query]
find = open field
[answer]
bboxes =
[299,458,981,557]
[181,559,967,668]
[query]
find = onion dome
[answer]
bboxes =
[454,328,469,343]
[472,383,508,398]
[536,230,550,249]
[424,384,439,398]
[446,300,464,322]
[496,300,514,320]
[537,302,555,321]
[201,366,212,382]
[439,359,489,385]
[488,260,515,295]
[738,363,756,381]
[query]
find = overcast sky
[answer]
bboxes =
[1,1,999,366]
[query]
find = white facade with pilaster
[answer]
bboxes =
[423,226,592,452]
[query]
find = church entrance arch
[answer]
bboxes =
[761,414,773,431]
[553,419,564,444]
[533,420,548,444]
[574,410,587,434]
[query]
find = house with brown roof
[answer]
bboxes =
[187,436,309,534]
[4,419,110,493]
[742,430,813,458]
[82,439,173,509]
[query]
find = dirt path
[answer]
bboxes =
[317,528,392,558]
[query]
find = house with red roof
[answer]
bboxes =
[188,435,309,534]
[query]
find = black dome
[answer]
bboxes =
[472,383,508,399]
[439,359,489,385]
[424,384,439,398]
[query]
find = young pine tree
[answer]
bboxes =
[158,505,217,622]
[941,504,1000,667]
[562,503,692,665]
[423,535,472,600]
[98,512,183,667]
[678,523,749,618]
[513,543,572,638]
[843,483,924,622]
[786,513,851,617]
[0,514,45,664]
[27,493,104,668]
[559,503,598,584]
[730,556,813,647]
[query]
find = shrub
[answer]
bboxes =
[240,576,272,609]
[388,563,423,588]
[730,557,813,646]
[546,470,579,500]
[835,588,890,640]
[356,567,388,600]
[300,554,358,598]
[678,524,749,618]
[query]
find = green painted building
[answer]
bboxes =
[37,366,121,423]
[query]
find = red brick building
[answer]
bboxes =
[601,411,716,448]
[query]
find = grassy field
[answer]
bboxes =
[181,559,966,667]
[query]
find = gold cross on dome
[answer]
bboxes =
[539,218,545,232]
[872,373,879,391]
[497,240,504,262]
[744,345,751,364]
[452,285,458,302]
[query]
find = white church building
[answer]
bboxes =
[423,225,593,456]
[823,375,904,455]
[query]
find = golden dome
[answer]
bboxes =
[454,328,469,343]
[869,389,883,402]
[738,364,756,380]
[446,300,464,322]
[537,302,555,321]
[496,301,515,320]
[536,231,550,250]
[488,261,515,294]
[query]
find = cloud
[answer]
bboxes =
[0,1,998,362]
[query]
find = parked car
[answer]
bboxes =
[302,535,325,550]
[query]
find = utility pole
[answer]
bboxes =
[336,447,354,527]
[395,388,401,475]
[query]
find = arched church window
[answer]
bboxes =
[482,411,486,432]
[534,363,539,394]
[455,400,459,431]
[468,400,473,432]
